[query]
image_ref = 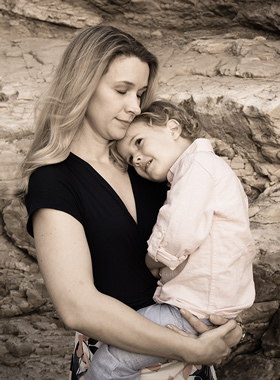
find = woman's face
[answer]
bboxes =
[84,55,150,142]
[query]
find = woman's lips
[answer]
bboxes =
[116,118,131,127]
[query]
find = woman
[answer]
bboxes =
[17,26,241,379]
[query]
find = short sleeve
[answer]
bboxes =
[25,165,83,237]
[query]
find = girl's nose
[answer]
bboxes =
[133,154,142,166]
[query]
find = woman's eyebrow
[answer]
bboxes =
[116,80,148,90]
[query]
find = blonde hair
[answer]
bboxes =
[16,25,158,199]
[111,99,201,170]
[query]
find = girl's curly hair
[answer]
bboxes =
[110,99,201,171]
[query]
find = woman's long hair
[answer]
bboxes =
[16,25,159,199]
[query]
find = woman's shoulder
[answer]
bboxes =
[29,155,74,183]
[25,156,83,236]
[27,156,81,203]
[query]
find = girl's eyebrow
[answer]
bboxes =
[127,133,139,146]
[128,135,135,144]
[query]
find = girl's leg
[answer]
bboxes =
[85,304,208,380]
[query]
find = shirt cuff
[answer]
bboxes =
[147,225,187,270]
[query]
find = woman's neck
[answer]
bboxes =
[70,124,110,164]
[70,123,137,222]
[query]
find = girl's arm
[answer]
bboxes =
[33,208,236,365]
[145,253,164,278]
[147,160,215,270]
[145,253,165,270]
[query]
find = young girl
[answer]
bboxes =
[86,100,255,380]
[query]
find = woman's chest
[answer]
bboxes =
[89,161,137,222]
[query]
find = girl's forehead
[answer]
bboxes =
[116,123,144,151]
[116,135,131,157]
[128,120,149,134]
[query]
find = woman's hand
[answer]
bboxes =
[209,314,243,347]
[180,309,243,347]
[168,318,236,365]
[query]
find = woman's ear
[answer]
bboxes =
[166,119,182,140]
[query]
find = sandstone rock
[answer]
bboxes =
[87,0,280,32]
[262,309,280,358]
[0,1,279,379]
[5,337,34,357]
[1,0,103,29]
[159,36,280,197]
[217,353,280,380]
[3,200,36,258]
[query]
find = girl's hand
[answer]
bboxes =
[180,309,243,347]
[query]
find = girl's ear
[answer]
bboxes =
[167,119,182,140]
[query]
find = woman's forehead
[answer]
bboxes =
[106,56,149,83]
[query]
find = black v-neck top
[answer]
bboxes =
[25,153,168,310]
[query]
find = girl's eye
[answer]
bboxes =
[117,90,126,95]
[135,138,142,146]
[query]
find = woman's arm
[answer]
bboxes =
[33,208,235,365]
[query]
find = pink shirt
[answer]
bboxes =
[147,139,256,318]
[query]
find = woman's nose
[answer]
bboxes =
[126,95,141,116]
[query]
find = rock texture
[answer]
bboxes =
[0,1,280,379]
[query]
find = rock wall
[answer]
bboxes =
[2,0,280,33]
[0,1,280,379]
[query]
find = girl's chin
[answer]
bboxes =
[135,170,166,183]
[148,173,168,182]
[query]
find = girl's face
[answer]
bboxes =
[117,120,181,182]
[84,55,150,142]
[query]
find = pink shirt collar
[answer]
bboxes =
[168,138,214,184]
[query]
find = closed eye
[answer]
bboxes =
[137,87,147,98]
[137,91,146,98]
[117,90,143,98]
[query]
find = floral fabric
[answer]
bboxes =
[69,332,217,380]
